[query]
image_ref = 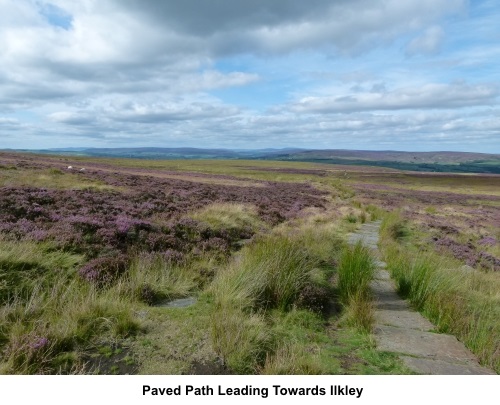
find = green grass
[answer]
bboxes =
[337,243,374,304]
[0,279,140,374]
[209,221,343,373]
[113,252,200,305]
[0,239,83,305]
[0,167,115,191]
[380,214,500,373]
[189,203,263,231]
[0,240,142,374]
[336,242,375,333]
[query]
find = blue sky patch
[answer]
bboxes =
[38,2,73,30]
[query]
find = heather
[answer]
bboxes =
[0,153,333,374]
[1,151,498,375]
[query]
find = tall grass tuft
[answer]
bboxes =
[337,242,374,306]
[336,242,375,333]
[189,203,264,233]
[380,210,410,241]
[210,306,273,373]
[114,252,197,305]
[381,214,500,373]
[0,241,140,374]
[211,234,316,311]
[209,223,341,373]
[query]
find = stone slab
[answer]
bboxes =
[400,356,496,375]
[375,309,434,331]
[370,279,409,310]
[374,269,391,281]
[374,325,479,364]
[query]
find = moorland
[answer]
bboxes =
[0,151,498,374]
[11,147,500,174]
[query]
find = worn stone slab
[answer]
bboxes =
[370,279,409,310]
[348,234,378,249]
[374,269,390,280]
[374,325,479,364]
[375,309,434,331]
[400,356,496,375]
[371,278,434,330]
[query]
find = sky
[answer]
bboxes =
[0,0,499,152]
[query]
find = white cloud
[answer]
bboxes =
[1,0,499,152]
[290,82,498,113]
[406,26,445,56]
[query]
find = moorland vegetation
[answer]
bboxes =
[0,151,498,374]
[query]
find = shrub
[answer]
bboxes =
[78,254,129,287]
[295,282,331,313]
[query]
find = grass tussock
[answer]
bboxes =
[114,253,199,305]
[380,211,410,241]
[0,241,142,374]
[381,214,500,373]
[209,223,342,373]
[0,278,140,374]
[337,242,374,305]
[210,306,273,373]
[0,239,83,305]
[189,203,264,233]
[261,309,326,374]
[336,242,375,333]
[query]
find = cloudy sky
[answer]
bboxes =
[1,0,499,152]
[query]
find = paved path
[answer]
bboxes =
[348,221,495,375]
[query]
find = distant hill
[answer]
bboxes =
[5,147,500,174]
[266,149,500,174]
[10,147,307,160]
[270,149,500,164]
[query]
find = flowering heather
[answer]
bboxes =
[78,254,129,287]
[434,237,478,267]
[30,336,49,350]
[0,155,328,289]
[478,237,497,246]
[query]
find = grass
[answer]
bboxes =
[336,242,375,333]
[189,203,265,235]
[208,217,394,373]
[113,252,200,305]
[208,221,342,373]
[6,152,495,374]
[210,306,273,373]
[380,213,500,373]
[0,167,115,191]
[0,278,140,374]
[0,239,83,305]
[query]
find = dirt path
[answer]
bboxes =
[348,221,495,375]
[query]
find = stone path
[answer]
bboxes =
[348,221,495,375]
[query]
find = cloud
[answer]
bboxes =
[118,0,465,55]
[0,0,466,110]
[289,82,498,113]
[406,26,445,56]
[0,117,22,129]
[1,0,499,153]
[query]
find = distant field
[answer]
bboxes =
[9,147,500,174]
[0,151,498,374]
